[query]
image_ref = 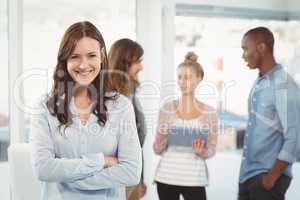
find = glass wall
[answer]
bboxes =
[0,0,10,199]
[0,0,9,160]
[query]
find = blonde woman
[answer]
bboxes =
[153,52,218,200]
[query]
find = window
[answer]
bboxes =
[0,0,10,198]
[0,0,9,161]
[175,16,300,115]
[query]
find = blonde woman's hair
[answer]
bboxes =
[178,51,204,78]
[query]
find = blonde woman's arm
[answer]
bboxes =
[193,109,218,159]
[153,102,173,155]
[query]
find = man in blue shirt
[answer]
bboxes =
[238,27,300,200]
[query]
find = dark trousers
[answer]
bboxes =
[238,173,291,200]
[156,182,206,200]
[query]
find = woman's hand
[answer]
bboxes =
[153,132,167,154]
[156,133,167,145]
[192,139,206,156]
[104,156,118,168]
[137,182,147,198]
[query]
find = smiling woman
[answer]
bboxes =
[46,21,111,126]
[67,37,102,87]
[30,21,142,200]
[22,0,136,130]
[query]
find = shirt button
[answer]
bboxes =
[248,122,252,126]
[251,110,254,113]
[253,98,256,102]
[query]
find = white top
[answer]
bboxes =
[30,93,142,200]
[153,100,218,187]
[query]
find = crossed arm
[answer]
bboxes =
[30,101,142,190]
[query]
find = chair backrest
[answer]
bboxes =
[8,143,41,200]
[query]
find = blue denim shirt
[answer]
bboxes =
[239,64,300,183]
[30,93,142,200]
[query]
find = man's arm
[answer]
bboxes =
[264,74,300,189]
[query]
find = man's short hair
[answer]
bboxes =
[244,27,274,53]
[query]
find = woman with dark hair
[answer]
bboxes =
[153,52,218,200]
[30,21,142,200]
[108,38,147,200]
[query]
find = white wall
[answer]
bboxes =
[287,0,300,12]
[136,0,163,199]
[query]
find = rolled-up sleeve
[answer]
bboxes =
[275,77,300,163]
[30,100,105,183]
[67,102,142,190]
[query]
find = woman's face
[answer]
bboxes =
[177,66,201,95]
[67,36,102,87]
[128,57,143,78]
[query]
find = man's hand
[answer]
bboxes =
[262,159,289,190]
[262,172,277,190]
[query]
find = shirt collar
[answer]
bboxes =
[69,97,98,123]
[258,64,282,80]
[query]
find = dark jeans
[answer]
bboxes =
[238,173,291,200]
[156,182,206,200]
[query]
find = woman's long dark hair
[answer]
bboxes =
[108,38,144,96]
[46,21,115,128]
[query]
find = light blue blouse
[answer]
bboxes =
[30,93,142,200]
